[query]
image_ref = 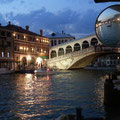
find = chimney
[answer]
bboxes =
[25,25,29,31]
[40,30,43,36]
[8,21,11,25]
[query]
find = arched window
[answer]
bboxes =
[51,50,57,58]
[54,40,57,45]
[58,48,64,56]
[58,40,61,44]
[51,40,53,46]
[65,40,67,42]
[91,38,98,46]
[74,43,80,51]
[66,46,72,54]
[22,57,27,66]
[82,41,89,49]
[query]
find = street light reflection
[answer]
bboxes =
[46,75,50,80]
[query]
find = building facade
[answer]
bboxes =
[88,54,120,68]
[46,31,75,47]
[0,27,14,69]
[0,22,49,70]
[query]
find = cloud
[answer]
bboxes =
[0,0,14,4]
[1,8,99,38]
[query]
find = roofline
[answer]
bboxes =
[50,34,96,49]
[47,37,75,39]
[0,26,48,38]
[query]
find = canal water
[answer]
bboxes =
[0,69,117,120]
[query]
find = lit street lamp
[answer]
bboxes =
[36,57,42,68]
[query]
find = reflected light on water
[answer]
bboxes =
[25,74,33,79]
[0,70,108,120]
[15,74,53,119]
[95,75,106,107]
[46,75,50,80]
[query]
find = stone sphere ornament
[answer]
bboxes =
[95,5,120,47]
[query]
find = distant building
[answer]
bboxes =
[87,54,120,68]
[46,31,75,47]
[0,22,49,70]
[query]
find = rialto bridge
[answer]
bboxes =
[47,35,117,69]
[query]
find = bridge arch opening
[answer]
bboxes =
[91,38,98,46]
[58,48,64,56]
[74,43,81,51]
[82,41,89,49]
[66,45,72,54]
[51,50,57,58]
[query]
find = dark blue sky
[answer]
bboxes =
[0,0,119,38]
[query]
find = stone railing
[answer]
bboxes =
[48,45,115,63]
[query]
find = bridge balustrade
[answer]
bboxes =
[49,46,95,62]
[48,45,116,63]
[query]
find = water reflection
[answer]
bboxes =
[12,73,53,119]
[95,5,120,47]
[0,70,111,120]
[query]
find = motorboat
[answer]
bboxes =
[0,68,13,75]
[34,68,55,76]
[107,23,112,27]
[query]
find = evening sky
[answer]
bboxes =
[0,0,119,38]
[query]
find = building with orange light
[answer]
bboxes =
[0,22,49,70]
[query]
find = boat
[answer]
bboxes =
[107,23,112,27]
[0,68,14,75]
[34,68,55,76]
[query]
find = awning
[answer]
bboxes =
[40,56,49,59]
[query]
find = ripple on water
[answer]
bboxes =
[0,70,107,120]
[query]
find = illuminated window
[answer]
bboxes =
[24,36,26,40]
[1,52,4,57]
[19,46,23,50]
[7,52,10,58]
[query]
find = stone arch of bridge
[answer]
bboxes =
[51,50,57,58]
[74,43,81,51]
[91,38,98,46]
[58,48,64,56]
[66,45,72,54]
[82,40,89,49]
